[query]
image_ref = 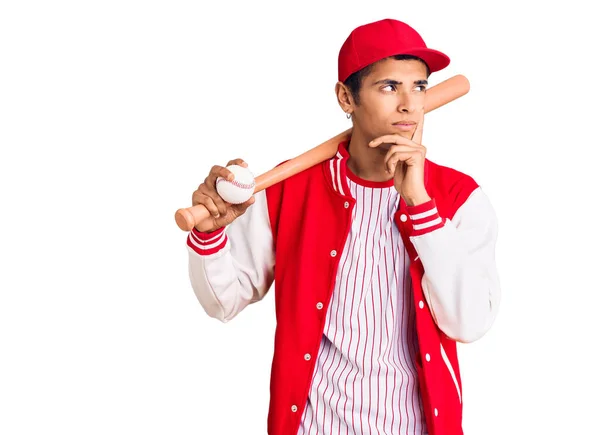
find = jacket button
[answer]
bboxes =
[304,353,311,361]
[316,302,324,310]
[419,300,424,309]
[344,201,350,208]
[291,405,298,412]
[400,214,408,222]
[434,408,438,417]
[425,353,431,362]
[330,250,337,257]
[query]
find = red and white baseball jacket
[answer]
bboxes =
[186,139,501,434]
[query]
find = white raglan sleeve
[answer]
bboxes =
[406,186,501,343]
[185,189,275,323]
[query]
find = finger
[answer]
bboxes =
[386,153,409,173]
[369,135,402,148]
[199,183,229,215]
[227,158,248,168]
[386,151,421,173]
[193,193,222,218]
[206,165,235,184]
[369,134,413,148]
[384,144,415,164]
[411,107,425,144]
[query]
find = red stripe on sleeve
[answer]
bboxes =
[187,227,228,256]
[406,198,445,236]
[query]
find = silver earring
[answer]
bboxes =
[346,112,351,119]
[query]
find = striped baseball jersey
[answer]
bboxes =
[298,172,427,435]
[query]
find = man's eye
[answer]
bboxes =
[416,85,427,92]
[382,85,395,91]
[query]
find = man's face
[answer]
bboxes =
[352,58,428,144]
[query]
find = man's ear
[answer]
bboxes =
[335,81,355,113]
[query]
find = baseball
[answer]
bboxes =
[216,164,256,204]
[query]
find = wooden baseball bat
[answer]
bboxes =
[176,74,470,232]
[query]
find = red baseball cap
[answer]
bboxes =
[338,18,450,83]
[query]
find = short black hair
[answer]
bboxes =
[343,54,431,105]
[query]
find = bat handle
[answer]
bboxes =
[175,203,213,232]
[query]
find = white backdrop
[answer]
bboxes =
[1,1,598,434]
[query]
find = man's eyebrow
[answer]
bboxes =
[373,79,428,86]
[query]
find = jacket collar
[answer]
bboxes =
[325,139,430,198]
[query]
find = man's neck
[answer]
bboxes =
[346,127,393,182]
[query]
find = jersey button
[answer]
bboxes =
[304,353,311,361]
[400,214,408,222]
[316,302,324,310]
[330,250,337,257]
[291,405,298,412]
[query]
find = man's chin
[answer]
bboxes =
[391,129,414,140]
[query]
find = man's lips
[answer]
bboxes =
[392,122,416,131]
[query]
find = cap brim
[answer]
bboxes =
[396,47,451,73]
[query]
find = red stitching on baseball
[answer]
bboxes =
[216,178,256,190]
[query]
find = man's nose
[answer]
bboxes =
[396,90,417,113]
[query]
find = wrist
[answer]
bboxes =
[404,192,431,207]
[192,225,225,237]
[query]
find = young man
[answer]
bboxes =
[186,18,501,435]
